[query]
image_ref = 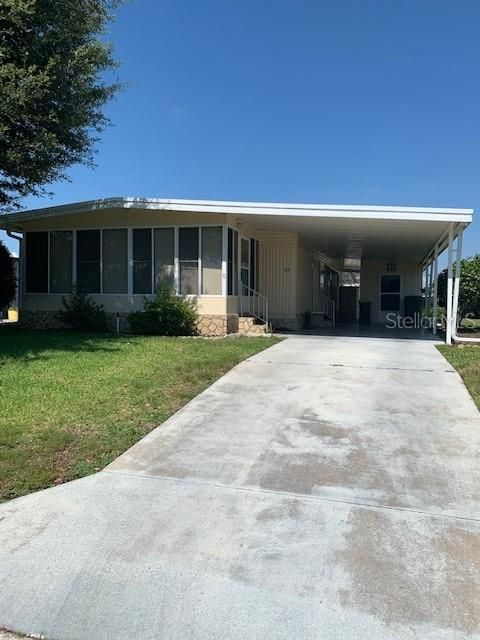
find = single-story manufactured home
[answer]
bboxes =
[0,197,473,342]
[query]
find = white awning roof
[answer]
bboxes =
[1,196,472,264]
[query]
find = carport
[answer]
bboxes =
[222,201,473,341]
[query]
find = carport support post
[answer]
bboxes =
[432,245,438,335]
[423,262,428,316]
[452,226,463,337]
[446,223,454,345]
[426,260,433,319]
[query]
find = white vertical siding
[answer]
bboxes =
[296,244,313,314]
[360,260,422,323]
[259,233,296,317]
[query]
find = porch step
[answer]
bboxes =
[311,313,334,328]
[238,316,268,335]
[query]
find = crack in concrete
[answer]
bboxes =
[244,360,455,373]
[105,469,480,524]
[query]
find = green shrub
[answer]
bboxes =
[128,285,198,336]
[57,290,108,332]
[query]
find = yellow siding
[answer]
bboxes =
[226,296,239,314]
[21,209,227,231]
[22,294,226,315]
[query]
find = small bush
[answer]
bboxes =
[128,285,198,336]
[57,290,108,332]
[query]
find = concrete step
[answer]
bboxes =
[238,316,267,335]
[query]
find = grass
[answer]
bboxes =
[0,327,279,502]
[437,343,480,409]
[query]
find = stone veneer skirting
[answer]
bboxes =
[269,316,302,331]
[19,310,266,337]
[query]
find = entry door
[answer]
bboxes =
[379,274,401,323]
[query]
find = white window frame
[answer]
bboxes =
[378,272,402,317]
[176,224,224,298]
[23,224,229,298]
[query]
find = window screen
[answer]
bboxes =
[227,228,238,295]
[250,238,259,291]
[380,275,401,312]
[133,229,152,294]
[154,228,174,291]
[76,230,101,293]
[50,231,72,293]
[381,275,400,294]
[26,232,48,293]
[179,227,199,294]
[240,237,249,293]
[103,229,128,293]
[201,227,222,294]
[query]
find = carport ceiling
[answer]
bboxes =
[236,215,454,262]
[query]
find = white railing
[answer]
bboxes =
[313,291,336,327]
[240,284,269,328]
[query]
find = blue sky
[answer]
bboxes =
[2,0,479,259]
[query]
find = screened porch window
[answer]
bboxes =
[102,229,128,293]
[250,238,259,291]
[240,237,249,293]
[201,226,222,294]
[154,228,174,291]
[25,224,227,297]
[227,228,238,295]
[133,229,152,294]
[179,227,199,294]
[26,232,48,293]
[76,230,100,293]
[50,231,72,293]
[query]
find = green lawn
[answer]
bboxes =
[0,328,279,502]
[437,344,480,409]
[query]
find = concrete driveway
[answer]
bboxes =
[1,335,480,640]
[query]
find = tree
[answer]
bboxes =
[0,0,123,211]
[437,254,480,324]
[0,240,16,309]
